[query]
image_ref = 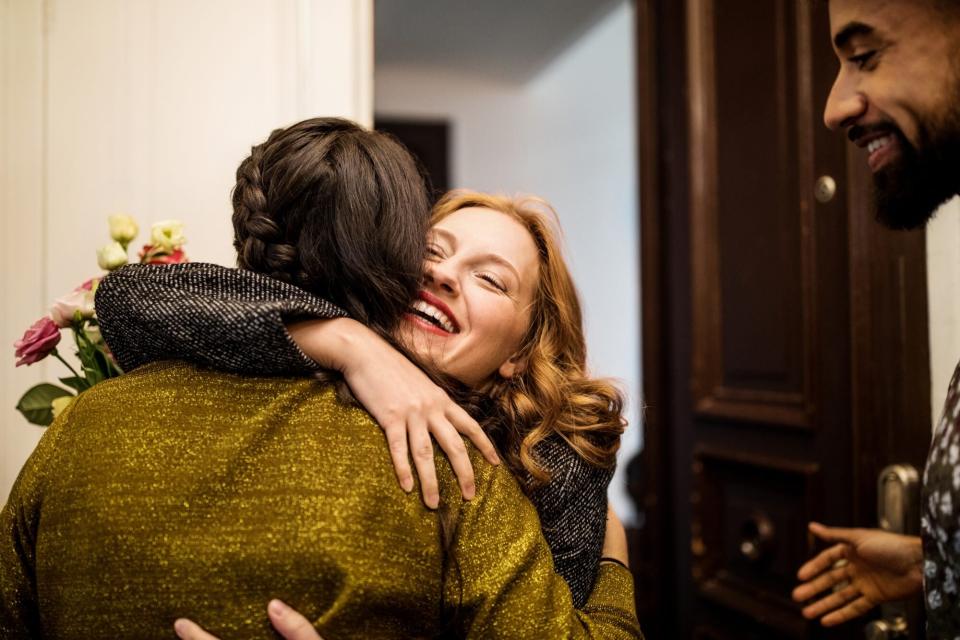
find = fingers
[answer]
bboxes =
[447,404,500,466]
[408,417,440,509]
[383,424,415,493]
[796,543,848,582]
[267,600,323,640]
[821,596,876,627]
[174,619,221,640]
[430,418,476,501]
[800,583,860,620]
[793,560,851,601]
[808,521,863,545]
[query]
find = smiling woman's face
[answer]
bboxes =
[397,206,540,388]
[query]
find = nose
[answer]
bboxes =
[424,259,459,295]
[823,70,867,131]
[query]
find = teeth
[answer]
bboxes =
[411,300,456,333]
[867,136,892,154]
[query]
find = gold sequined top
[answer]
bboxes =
[1,362,642,639]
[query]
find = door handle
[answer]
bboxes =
[878,464,920,535]
[863,464,919,639]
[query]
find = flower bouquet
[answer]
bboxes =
[14,215,188,425]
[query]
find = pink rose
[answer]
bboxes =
[139,245,187,265]
[51,287,96,328]
[14,317,61,366]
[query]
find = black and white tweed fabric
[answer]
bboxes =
[527,437,613,607]
[94,262,609,607]
[96,263,346,375]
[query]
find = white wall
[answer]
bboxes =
[376,1,642,522]
[927,197,960,424]
[1,0,373,501]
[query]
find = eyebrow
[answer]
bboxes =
[432,227,522,282]
[833,21,875,50]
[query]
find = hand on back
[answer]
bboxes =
[174,600,320,640]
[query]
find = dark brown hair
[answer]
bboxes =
[232,117,431,334]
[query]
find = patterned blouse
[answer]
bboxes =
[922,361,960,638]
[94,262,613,608]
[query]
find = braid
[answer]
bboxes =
[232,140,308,285]
[228,117,431,333]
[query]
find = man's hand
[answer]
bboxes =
[792,522,923,626]
[174,600,322,640]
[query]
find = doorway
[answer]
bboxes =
[635,1,931,638]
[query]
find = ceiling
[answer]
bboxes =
[374,0,625,84]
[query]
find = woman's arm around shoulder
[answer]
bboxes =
[94,263,346,374]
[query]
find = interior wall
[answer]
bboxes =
[376,1,641,522]
[928,197,960,425]
[1,0,373,501]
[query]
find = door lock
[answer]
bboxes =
[814,175,837,203]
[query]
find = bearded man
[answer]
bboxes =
[792,0,960,636]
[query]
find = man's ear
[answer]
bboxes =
[498,353,527,379]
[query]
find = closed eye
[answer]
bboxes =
[477,272,507,292]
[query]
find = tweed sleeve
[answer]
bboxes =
[94,263,347,375]
[530,437,614,609]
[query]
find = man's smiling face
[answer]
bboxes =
[825,0,960,229]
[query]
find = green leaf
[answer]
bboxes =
[16,384,74,426]
[82,366,103,386]
[59,376,91,392]
[91,349,116,380]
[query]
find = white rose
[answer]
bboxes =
[108,214,139,245]
[97,242,129,271]
[150,220,186,252]
[50,288,96,328]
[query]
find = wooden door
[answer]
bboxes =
[629,0,932,638]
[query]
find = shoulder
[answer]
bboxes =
[434,440,530,512]
[532,436,614,507]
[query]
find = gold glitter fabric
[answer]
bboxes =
[1,361,642,639]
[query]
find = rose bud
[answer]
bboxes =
[108,214,139,245]
[97,242,129,271]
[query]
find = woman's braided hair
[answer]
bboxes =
[231,117,431,334]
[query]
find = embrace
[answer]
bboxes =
[0,118,643,638]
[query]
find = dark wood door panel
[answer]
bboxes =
[692,447,817,636]
[689,0,814,430]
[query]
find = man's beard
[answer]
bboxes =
[870,103,960,230]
